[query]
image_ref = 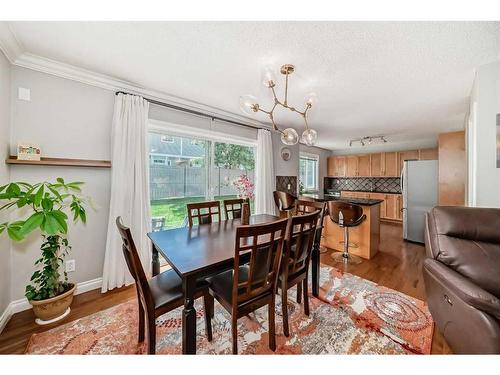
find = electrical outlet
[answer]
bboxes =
[287,183,291,190]
[65,259,76,273]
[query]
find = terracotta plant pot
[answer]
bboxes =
[29,283,76,325]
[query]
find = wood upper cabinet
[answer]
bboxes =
[336,156,346,177]
[327,156,346,177]
[398,150,419,174]
[419,148,438,160]
[438,131,465,206]
[370,153,382,177]
[346,156,359,177]
[327,157,334,176]
[383,152,399,177]
[358,155,371,177]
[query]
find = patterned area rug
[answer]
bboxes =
[25,266,433,354]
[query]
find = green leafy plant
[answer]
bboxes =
[0,178,89,301]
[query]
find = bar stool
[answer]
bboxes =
[273,191,296,218]
[326,201,366,265]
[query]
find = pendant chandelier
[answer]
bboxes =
[239,64,318,146]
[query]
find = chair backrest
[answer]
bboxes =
[224,198,245,220]
[273,191,296,211]
[187,201,221,227]
[232,218,288,308]
[327,201,366,227]
[115,217,154,310]
[295,200,328,243]
[151,216,165,232]
[282,210,320,279]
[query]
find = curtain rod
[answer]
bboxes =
[115,91,264,131]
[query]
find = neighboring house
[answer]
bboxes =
[149,133,205,167]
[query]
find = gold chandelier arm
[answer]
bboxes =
[284,72,289,106]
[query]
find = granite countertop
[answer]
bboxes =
[300,193,383,206]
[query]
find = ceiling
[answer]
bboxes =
[4,21,500,151]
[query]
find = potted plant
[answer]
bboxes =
[0,178,89,325]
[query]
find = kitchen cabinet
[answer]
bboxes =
[438,131,465,206]
[419,148,438,160]
[396,195,403,220]
[369,192,386,218]
[384,194,398,220]
[383,152,399,177]
[398,150,419,174]
[327,156,347,177]
[346,156,359,177]
[340,191,402,222]
[370,153,382,177]
[358,154,371,176]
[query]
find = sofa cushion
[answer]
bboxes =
[428,207,500,297]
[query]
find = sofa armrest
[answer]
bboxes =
[423,259,500,320]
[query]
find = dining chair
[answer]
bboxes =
[293,200,329,298]
[273,191,296,218]
[223,198,245,220]
[279,210,320,337]
[207,218,288,354]
[186,201,221,227]
[116,217,214,354]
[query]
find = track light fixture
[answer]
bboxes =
[349,135,388,147]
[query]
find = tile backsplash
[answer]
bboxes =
[276,176,297,196]
[325,177,401,194]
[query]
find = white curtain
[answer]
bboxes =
[255,129,276,215]
[102,94,151,292]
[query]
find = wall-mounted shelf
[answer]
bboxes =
[6,156,111,168]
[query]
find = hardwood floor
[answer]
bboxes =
[0,222,451,354]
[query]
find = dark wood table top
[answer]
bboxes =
[147,214,282,278]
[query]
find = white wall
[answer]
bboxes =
[467,61,500,208]
[0,50,11,314]
[272,132,299,177]
[299,144,332,193]
[3,64,310,305]
[9,66,114,300]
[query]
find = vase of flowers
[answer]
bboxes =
[233,174,254,225]
[0,178,90,324]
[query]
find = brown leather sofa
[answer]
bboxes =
[423,206,500,353]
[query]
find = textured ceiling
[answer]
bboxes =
[7,21,500,151]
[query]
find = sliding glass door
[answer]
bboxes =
[149,131,255,229]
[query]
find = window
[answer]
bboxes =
[299,153,319,192]
[149,131,255,229]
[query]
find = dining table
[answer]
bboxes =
[147,213,322,354]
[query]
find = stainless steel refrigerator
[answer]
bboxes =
[401,159,438,243]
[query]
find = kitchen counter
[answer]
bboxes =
[300,193,381,260]
[300,193,384,206]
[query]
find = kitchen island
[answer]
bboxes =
[300,193,383,259]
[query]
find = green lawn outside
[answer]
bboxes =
[151,195,254,229]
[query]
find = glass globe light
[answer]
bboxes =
[281,128,299,145]
[261,67,277,88]
[239,95,259,116]
[304,92,318,109]
[302,128,318,146]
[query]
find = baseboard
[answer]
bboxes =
[0,302,13,334]
[0,277,103,334]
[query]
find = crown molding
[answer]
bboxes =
[12,52,267,129]
[0,22,24,63]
